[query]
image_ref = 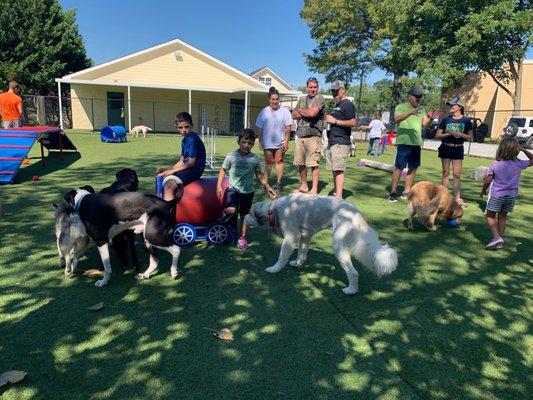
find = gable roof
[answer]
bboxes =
[61,38,270,91]
[249,66,295,92]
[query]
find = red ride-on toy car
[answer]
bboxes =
[156,176,235,246]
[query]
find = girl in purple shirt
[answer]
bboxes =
[480,138,533,249]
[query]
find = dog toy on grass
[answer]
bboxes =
[447,218,459,228]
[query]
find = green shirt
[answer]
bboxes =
[222,150,262,194]
[395,102,425,146]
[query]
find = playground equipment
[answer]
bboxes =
[156,175,234,246]
[0,126,77,184]
[357,158,408,176]
[200,125,216,170]
[100,125,127,143]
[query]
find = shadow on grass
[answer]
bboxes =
[0,153,413,399]
[0,140,531,399]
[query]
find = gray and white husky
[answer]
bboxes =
[54,203,90,277]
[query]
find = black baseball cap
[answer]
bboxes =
[408,86,425,97]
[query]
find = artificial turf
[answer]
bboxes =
[0,132,531,399]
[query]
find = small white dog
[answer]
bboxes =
[244,193,398,294]
[129,125,152,138]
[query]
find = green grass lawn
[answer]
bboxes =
[0,131,531,399]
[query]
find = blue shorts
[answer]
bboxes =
[394,144,421,169]
[225,188,255,218]
[486,195,516,214]
[163,169,202,187]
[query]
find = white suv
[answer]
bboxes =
[504,116,533,148]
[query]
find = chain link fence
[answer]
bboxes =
[14,95,532,145]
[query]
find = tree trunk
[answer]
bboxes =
[513,61,523,115]
[390,73,402,123]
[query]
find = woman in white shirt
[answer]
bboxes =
[255,87,293,190]
[361,112,387,159]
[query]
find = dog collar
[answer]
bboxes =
[74,191,90,211]
[267,200,279,230]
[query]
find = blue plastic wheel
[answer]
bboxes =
[206,223,231,245]
[173,223,197,246]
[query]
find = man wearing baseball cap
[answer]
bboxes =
[435,96,473,206]
[388,86,430,202]
[324,80,357,198]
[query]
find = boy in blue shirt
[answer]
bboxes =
[157,112,206,200]
[216,129,277,250]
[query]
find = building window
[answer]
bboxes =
[259,76,272,86]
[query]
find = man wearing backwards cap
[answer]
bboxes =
[324,80,357,198]
[388,86,430,203]
[435,96,473,206]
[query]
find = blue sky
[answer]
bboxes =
[59,0,531,88]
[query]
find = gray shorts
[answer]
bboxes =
[2,120,21,129]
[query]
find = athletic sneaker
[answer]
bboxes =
[401,192,410,200]
[237,237,248,251]
[485,236,504,250]
[388,193,398,203]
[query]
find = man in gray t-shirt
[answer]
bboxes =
[291,77,325,194]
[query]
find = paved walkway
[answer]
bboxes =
[422,139,528,160]
[353,130,529,160]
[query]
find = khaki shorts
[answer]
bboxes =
[325,144,350,171]
[293,136,322,167]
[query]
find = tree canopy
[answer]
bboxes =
[0,0,91,95]
[301,0,532,113]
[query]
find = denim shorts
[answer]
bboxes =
[394,144,421,169]
[438,144,464,160]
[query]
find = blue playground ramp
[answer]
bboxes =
[0,126,77,184]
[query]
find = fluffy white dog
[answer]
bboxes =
[244,193,398,294]
[129,125,152,138]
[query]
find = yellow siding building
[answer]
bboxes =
[446,60,533,138]
[57,39,301,133]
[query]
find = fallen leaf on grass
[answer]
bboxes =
[0,370,27,387]
[213,328,234,341]
[83,269,104,277]
[86,302,104,311]
[239,269,248,276]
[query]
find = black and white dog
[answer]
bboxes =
[99,168,140,271]
[64,185,183,287]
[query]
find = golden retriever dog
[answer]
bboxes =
[406,181,464,231]
[129,125,152,138]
